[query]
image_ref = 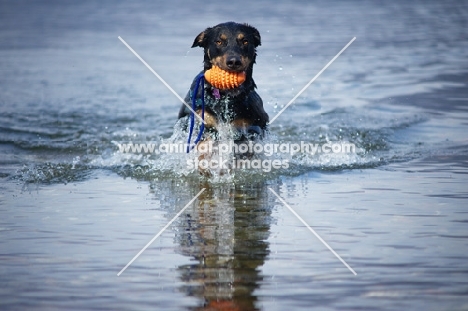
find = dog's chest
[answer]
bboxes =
[200,88,247,121]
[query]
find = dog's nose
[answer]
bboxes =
[226,57,242,70]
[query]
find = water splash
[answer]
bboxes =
[8,105,430,184]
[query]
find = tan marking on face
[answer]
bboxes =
[239,56,250,70]
[237,33,245,41]
[210,55,227,70]
[220,33,227,41]
[210,54,250,72]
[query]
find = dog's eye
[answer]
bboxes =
[242,39,249,45]
[215,40,222,46]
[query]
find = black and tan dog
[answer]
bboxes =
[178,22,269,148]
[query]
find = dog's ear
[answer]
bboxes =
[244,24,261,47]
[252,27,261,47]
[192,28,211,48]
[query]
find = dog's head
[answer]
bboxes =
[192,22,261,74]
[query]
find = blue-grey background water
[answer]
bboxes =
[1,0,468,310]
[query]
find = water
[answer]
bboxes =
[1,0,468,310]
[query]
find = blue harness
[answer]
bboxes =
[186,72,205,153]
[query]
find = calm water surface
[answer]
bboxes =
[1,1,468,310]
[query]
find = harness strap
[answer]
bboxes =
[186,72,205,153]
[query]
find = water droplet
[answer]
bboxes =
[279,66,283,71]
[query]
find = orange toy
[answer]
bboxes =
[204,66,246,90]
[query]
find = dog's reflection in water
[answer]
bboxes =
[175,183,274,311]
